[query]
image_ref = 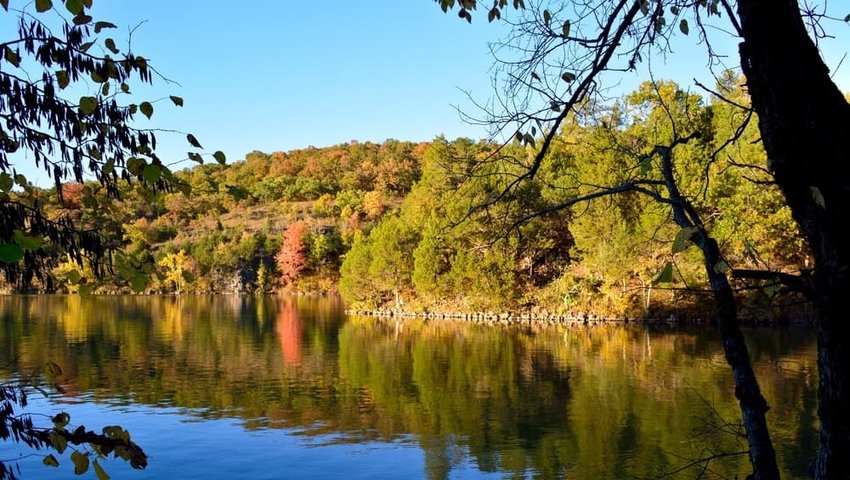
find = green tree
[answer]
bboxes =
[437,1,850,477]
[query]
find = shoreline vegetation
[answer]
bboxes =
[2,80,812,324]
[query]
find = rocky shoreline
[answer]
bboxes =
[345,308,805,327]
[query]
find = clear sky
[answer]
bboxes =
[5,1,850,185]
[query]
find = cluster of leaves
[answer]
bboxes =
[1,365,146,480]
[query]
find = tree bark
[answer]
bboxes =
[736,0,850,477]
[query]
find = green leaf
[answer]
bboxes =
[142,164,161,183]
[126,157,147,175]
[487,7,499,22]
[64,0,83,15]
[94,21,117,33]
[679,19,689,35]
[638,157,651,175]
[79,41,94,53]
[72,14,92,25]
[14,173,27,187]
[79,96,98,115]
[543,9,551,26]
[43,454,60,467]
[0,172,12,192]
[170,95,184,107]
[78,283,94,298]
[4,46,20,67]
[844,13,850,22]
[213,151,227,165]
[13,230,43,251]
[672,226,698,254]
[56,70,70,89]
[35,0,52,12]
[810,186,826,209]
[562,20,571,37]
[120,82,130,93]
[181,270,195,284]
[561,71,576,82]
[186,134,203,149]
[653,262,674,285]
[0,244,23,263]
[90,71,106,83]
[71,450,89,475]
[139,101,153,119]
[104,38,119,54]
[101,82,110,95]
[188,152,204,164]
[93,460,110,480]
[0,0,7,11]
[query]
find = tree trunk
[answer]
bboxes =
[737,1,850,477]
[659,145,780,479]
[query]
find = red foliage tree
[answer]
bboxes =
[276,221,308,284]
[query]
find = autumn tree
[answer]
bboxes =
[276,221,309,285]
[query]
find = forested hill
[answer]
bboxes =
[3,80,810,319]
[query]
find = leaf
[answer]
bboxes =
[844,13,850,22]
[142,164,161,183]
[561,71,576,82]
[64,0,83,15]
[679,19,689,35]
[810,186,826,209]
[78,283,93,298]
[56,70,70,89]
[181,270,195,284]
[186,134,203,149]
[530,72,540,81]
[170,95,184,107]
[104,38,119,54]
[101,82,110,95]
[79,41,94,53]
[639,0,649,16]
[543,9,551,26]
[94,21,116,33]
[14,173,27,187]
[49,432,68,453]
[653,262,674,285]
[71,450,89,475]
[672,226,698,254]
[72,14,92,25]
[4,46,20,67]
[213,151,227,165]
[188,152,204,164]
[487,7,499,22]
[93,460,110,480]
[639,157,651,175]
[35,0,52,12]
[714,259,730,274]
[120,82,130,93]
[0,0,7,10]
[0,172,12,192]
[0,244,24,263]
[562,20,571,37]
[139,101,153,119]
[13,230,43,251]
[79,96,98,115]
[43,454,60,467]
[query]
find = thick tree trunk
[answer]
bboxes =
[737,0,850,477]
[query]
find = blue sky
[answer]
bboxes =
[5,1,850,185]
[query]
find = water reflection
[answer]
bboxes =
[0,295,817,479]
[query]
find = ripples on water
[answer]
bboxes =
[0,295,817,479]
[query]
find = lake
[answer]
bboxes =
[0,295,817,479]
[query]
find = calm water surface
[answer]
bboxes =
[0,295,817,479]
